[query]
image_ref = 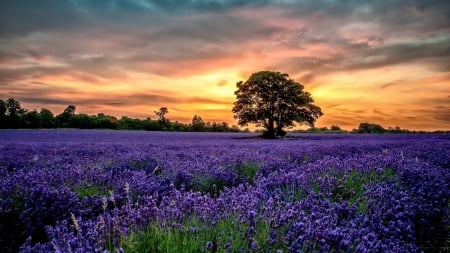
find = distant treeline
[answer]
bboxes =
[1,98,447,133]
[297,122,449,134]
[0,98,245,132]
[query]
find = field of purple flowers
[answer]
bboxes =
[0,130,449,252]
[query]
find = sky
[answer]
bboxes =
[0,0,449,130]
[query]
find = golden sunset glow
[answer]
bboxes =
[0,1,449,130]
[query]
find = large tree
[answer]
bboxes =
[232,71,323,138]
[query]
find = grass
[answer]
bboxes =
[279,182,307,203]
[189,162,260,197]
[112,166,400,252]
[191,175,232,197]
[232,162,260,185]
[330,168,397,212]
[8,187,26,209]
[73,181,108,198]
[309,168,398,212]
[119,215,285,253]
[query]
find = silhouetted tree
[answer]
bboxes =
[119,116,144,130]
[0,98,248,132]
[94,113,118,129]
[357,122,385,133]
[70,113,93,128]
[154,107,169,128]
[232,71,323,138]
[143,117,161,131]
[330,125,341,131]
[39,108,55,128]
[64,105,76,116]
[155,107,168,122]
[5,98,25,128]
[23,110,39,128]
[0,99,6,128]
[56,105,76,127]
[191,114,206,131]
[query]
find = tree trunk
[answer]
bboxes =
[276,126,286,138]
[264,118,276,139]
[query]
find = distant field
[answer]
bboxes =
[1,130,449,252]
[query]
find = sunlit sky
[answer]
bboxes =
[1,0,449,130]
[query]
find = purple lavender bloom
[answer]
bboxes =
[0,130,447,252]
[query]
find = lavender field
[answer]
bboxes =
[1,130,449,252]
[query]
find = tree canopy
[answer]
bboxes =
[232,71,323,138]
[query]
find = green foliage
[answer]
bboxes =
[56,105,76,127]
[355,122,386,133]
[329,168,397,212]
[232,71,323,139]
[9,187,26,209]
[232,162,260,185]
[0,97,245,132]
[2,98,25,128]
[278,182,308,203]
[330,125,341,131]
[22,110,39,128]
[73,181,108,198]
[119,215,284,253]
[312,181,321,194]
[1,97,447,133]
[191,114,206,132]
[302,154,311,162]
[0,99,6,120]
[39,108,55,128]
[189,163,259,197]
[191,175,231,197]
[129,160,153,170]
[155,107,169,123]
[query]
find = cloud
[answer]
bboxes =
[0,50,24,64]
[380,80,405,89]
[346,40,450,71]
[0,1,85,36]
[434,109,450,122]
[373,109,390,117]
[217,79,228,87]
[0,0,449,130]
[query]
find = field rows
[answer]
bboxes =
[0,130,449,252]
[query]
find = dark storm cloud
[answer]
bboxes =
[138,0,269,12]
[0,0,268,36]
[1,0,449,35]
[0,1,85,36]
